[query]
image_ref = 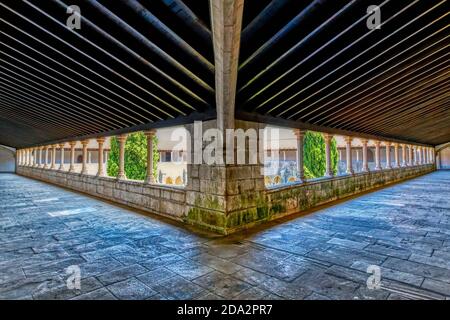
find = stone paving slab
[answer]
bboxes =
[0,171,449,300]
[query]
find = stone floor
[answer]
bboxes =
[1,171,449,300]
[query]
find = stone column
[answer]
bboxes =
[32,148,37,167]
[345,136,354,174]
[43,146,49,169]
[385,142,392,169]
[144,130,156,184]
[81,140,89,175]
[50,145,57,169]
[25,149,29,166]
[393,143,399,168]
[408,145,413,166]
[39,147,43,167]
[416,146,421,165]
[294,129,306,181]
[59,143,65,171]
[375,140,381,170]
[96,137,105,177]
[69,142,76,173]
[401,144,407,167]
[361,139,369,173]
[420,147,425,165]
[117,134,128,180]
[323,133,333,177]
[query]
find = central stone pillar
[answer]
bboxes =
[117,134,128,180]
[345,136,354,174]
[144,130,156,184]
[39,147,43,168]
[323,133,334,177]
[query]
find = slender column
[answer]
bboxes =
[393,143,399,168]
[401,144,407,167]
[345,136,354,175]
[421,147,425,165]
[323,133,334,177]
[43,146,49,169]
[294,129,306,181]
[144,130,156,183]
[32,148,37,167]
[385,142,392,169]
[361,139,369,173]
[416,146,421,165]
[50,145,57,169]
[408,145,413,166]
[81,140,89,175]
[69,142,76,173]
[424,147,428,164]
[58,144,65,171]
[29,149,33,166]
[96,138,105,177]
[374,140,381,170]
[117,134,128,180]
[39,147,43,167]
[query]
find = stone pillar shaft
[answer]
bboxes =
[145,130,156,184]
[69,142,76,173]
[394,143,399,168]
[97,138,105,177]
[385,142,392,169]
[117,134,127,180]
[401,144,407,167]
[323,133,333,177]
[59,144,65,171]
[408,145,413,166]
[345,136,353,174]
[361,139,369,172]
[50,145,56,169]
[375,141,381,170]
[294,130,306,181]
[81,140,89,175]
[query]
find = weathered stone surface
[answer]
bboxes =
[1,171,449,300]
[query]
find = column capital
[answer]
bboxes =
[360,138,369,144]
[384,141,392,147]
[81,139,90,146]
[58,143,65,148]
[344,136,353,143]
[293,129,307,138]
[69,141,77,147]
[374,140,381,146]
[393,142,399,147]
[322,133,333,140]
[144,130,157,138]
[116,134,128,142]
[96,137,106,144]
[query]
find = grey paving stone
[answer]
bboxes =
[165,259,214,280]
[193,271,252,299]
[2,171,450,300]
[107,278,156,300]
[421,278,450,297]
[71,288,117,300]
[97,264,148,285]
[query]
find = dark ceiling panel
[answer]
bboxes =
[0,0,448,148]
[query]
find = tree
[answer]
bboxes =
[303,131,338,178]
[107,133,159,180]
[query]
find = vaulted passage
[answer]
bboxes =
[1,0,449,301]
[0,171,449,299]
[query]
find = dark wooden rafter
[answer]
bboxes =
[0,0,448,149]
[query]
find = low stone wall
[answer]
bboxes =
[16,167,186,222]
[17,164,434,234]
